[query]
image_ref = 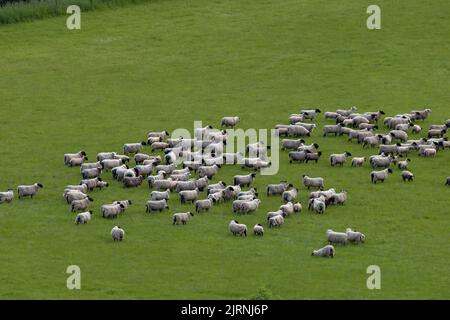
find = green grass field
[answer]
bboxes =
[0,0,449,299]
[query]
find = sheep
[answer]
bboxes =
[311,245,335,258]
[221,116,240,127]
[123,142,147,155]
[80,162,102,172]
[195,198,213,212]
[97,152,116,162]
[280,202,294,215]
[346,228,366,243]
[395,123,413,132]
[123,176,144,188]
[329,152,351,167]
[370,154,395,169]
[378,144,399,155]
[80,177,103,191]
[390,130,408,142]
[175,180,197,192]
[281,139,305,150]
[336,106,357,116]
[64,151,87,165]
[114,154,130,163]
[179,189,199,204]
[153,179,177,191]
[309,189,336,202]
[233,199,261,214]
[113,200,132,210]
[101,159,125,171]
[208,191,224,204]
[410,108,432,121]
[222,186,241,201]
[182,160,203,172]
[370,168,393,184]
[134,153,152,165]
[359,123,378,130]
[421,148,437,157]
[293,202,302,212]
[246,142,270,158]
[17,183,43,199]
[268,213,285,228]
[148,171,167,188]
[326,229,348,245]
[324,111,340,120]
[171,167,190,175]
[253,224,264,236]
[300,108,321,120]
[323,124,342,136]
[297,143,319,153]
[234,173,256,187]
[122,167,137,179]
[111,226,125,241]
[198,164,221,179]
[288,150,310,163]
[266,210,284,220]
[151,189,170,201]
[351,157,366,167]
[282,188,297,202]
[64,190,88,204]
[352,116,370,127]
[101,203,125,219]
[229,220,247,236]
[173,212,194,225]
[401,170,414,182]
[287,124,311,137]
[81,167,102,179]
[412,124,421,134]
[445,177,450,186]
[428,128,446,139]
[396,143,413,156]
[134,164,154,177]
[145,199,169,213]
[266,182,292,196]
[302,175,324,190]
[75,211,92,225]
[112,165,129,181]
[238,194,257,201]
[148,130,169,140]
[397,158,411,170]
[71,196,93,212]
[0,190,14,204]
[294,122,316,132]
[238,188,258,197]
[311,198,326,214]
[69,156,88,167]
[207,181,226,192]
[329,191,347,205]
[164,150,177,165]
[194,125,214,139]
[194,176,209,192]
[363,135,383,148]
[305,151,322,163]
[288,113,305,124]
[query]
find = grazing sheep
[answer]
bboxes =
[390,130,408,142]
[111,226,125,241]
[148,171,167,188]
[234,173,256,187]
[294,122,316,132]
[198,164,221,179]
[147,136,163,145]
[80,162,102,172]
[397,158,411,170]
[180,189,199,204]
[323,124,342,136]
[266,210,284,220]
[287,124,311,137]
[75,211,92,225]
[145,199,169,212]
[208,191,224,204]
[288,150,310,163]
[123,142,147,155]
[363,135,383,148]
[370,168,393,183]
[101,203,125,219]
[113,200,132,210]
[401,170,414,182]
[229,220,247,236]
[324,111,340,119]
[370,154,396,169]
[64,151,87,166]
[266,182,292,196]
[134,153,152,165]
[282,188,297,202]
[151,189,170,201]
[346,228,366,243]
[123,176,144,188]
[268,213,285,228]
[412,124,421,134]
[359,123,378,130]
[17,183,43,199]
[101,159,124,171]
[222,186,241,201]
[281,139,305,150]
[421,148,437,157]
[134,164,154,177]
[326,229,348,245]
[300,108,321,120]
[148,130,169,140]
[112,165,129,181]
[253,224,264,236]
[195,198,213,212]
[173,212,194,225]
[411,108,432,121]
[194,176,209,192]
[311,198,326,214]
[336,106,357,117]
[351,157,366,167]
[153,179,177,191]
[233,199,261,214]
[0,190,14,204]
[309,188,336,200]
[311,245,335,258]
[288,113,305,124]
[428,128,446,139]
[293,202,302,212]
[97,152,116,162]
[280,202,295,215]
[329,191,347,205]
[297,143,319,153]
[114,154,130,163]
[69,156,88,167]
[64,190,88,204]
[221,116,240,127]
[302,175,324,190]
[80,177,103,191]
[330,152,351,166]
[305,151,322,163]
[71,196,93,212]
[81,167,102,179]
[238,188,258,197]
[175,180,197,192]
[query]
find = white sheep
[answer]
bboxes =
[146,199,169,213]
[221,116,240,127]
[75,211,92,225]
[401,170,414,182]
[330,152,352,166]
[370,168,393,184]
[326,229,348,245]
[195,198,213,212]
[311,245,335,258]
[151,189,170,201]
[0,190,14,204]
[229,220,247,236]
[282,188,297,202]
[111,226,125,241]
[71,196,93,212]
[302,175,324,190]
[253,224,264,236]
[346,228,365,243]
[351,157,366,167]
[17,183,43,199]
[173,212,194,225]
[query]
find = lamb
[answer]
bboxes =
[346,228,366,243]
[234,173,256,187]
[329,191,347,205]
[81,167,102,179]
[326,229,348,245]
[397,158,410,170]
[311,245,335,258]
[302,175,324,190]
[390,130,408,142]
[221,116,240,127]
[71,196,93,212]
[330,152,352,166]
[233,199,261,214]
[69,156,88,167]
[195,198,213,212]
[282,188,297,202]
[305,151,322,163]
[300,108,321,120]
[268,213,285,228]
[179,189,199,204]
[173,212,194,225]
[17,183,43,199]
[351,157,366,167]
[323,124,342,136]
[370,168,393,183]
[101,159,125,171]
[148,171,167,188]
[101,203,125,218]
[97,152,116,162]
[281,139,305,150]
[64,151,87,165]
[0,190,14,204]
[123,142,147,155]
[401,170,414,182]
[123,176,144,188]
[253,224,264,236]
[111,226,125,241]
[145,199,169,212]
[288,150,310,163]
[151,189,170,201]
[266,182,292,196]
[229,220,247,236]
[75,211,92,225]
[198,164,221,179]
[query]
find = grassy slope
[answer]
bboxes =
[0,0,449,299]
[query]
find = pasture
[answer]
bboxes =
[0,0,449,299]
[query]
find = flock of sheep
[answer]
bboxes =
[1,108,449,257]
